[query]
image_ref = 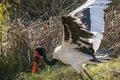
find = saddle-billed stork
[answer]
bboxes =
[32,0,112,80]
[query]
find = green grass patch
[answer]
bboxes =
[11,57,120,80]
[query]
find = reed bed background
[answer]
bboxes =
[0,0,120,80]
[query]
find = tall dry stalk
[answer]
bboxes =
[103,2,120,54]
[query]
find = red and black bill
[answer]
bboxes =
[32,51,40,74]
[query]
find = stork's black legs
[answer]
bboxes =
[78,70,93,80]
[79,73,84,80]
[83,69,93,80]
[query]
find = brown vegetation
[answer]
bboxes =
[0,0,120,79]
[104,4,120,54]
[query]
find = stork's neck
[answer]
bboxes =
[42,52,57,65]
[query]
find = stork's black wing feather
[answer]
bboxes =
[61,0,111,56]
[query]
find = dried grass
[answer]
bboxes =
[103,5,120,54]
[0,1,120,79]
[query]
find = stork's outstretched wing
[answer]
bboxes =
[61,0,111,57]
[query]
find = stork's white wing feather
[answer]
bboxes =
[61,0,111,54]
[69,0,95,16]
[69,0,111,33]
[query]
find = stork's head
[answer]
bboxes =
[34,46,46,56]
[32,46,45,74]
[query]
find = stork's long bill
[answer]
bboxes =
[32,51,40,74]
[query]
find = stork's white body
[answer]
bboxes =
[53,43,93,73]
[33,0,112,79]
[53,0,111,74]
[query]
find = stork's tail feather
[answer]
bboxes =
[96,54,116,60]
[94,54,116,63]
[89,53,116,63]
